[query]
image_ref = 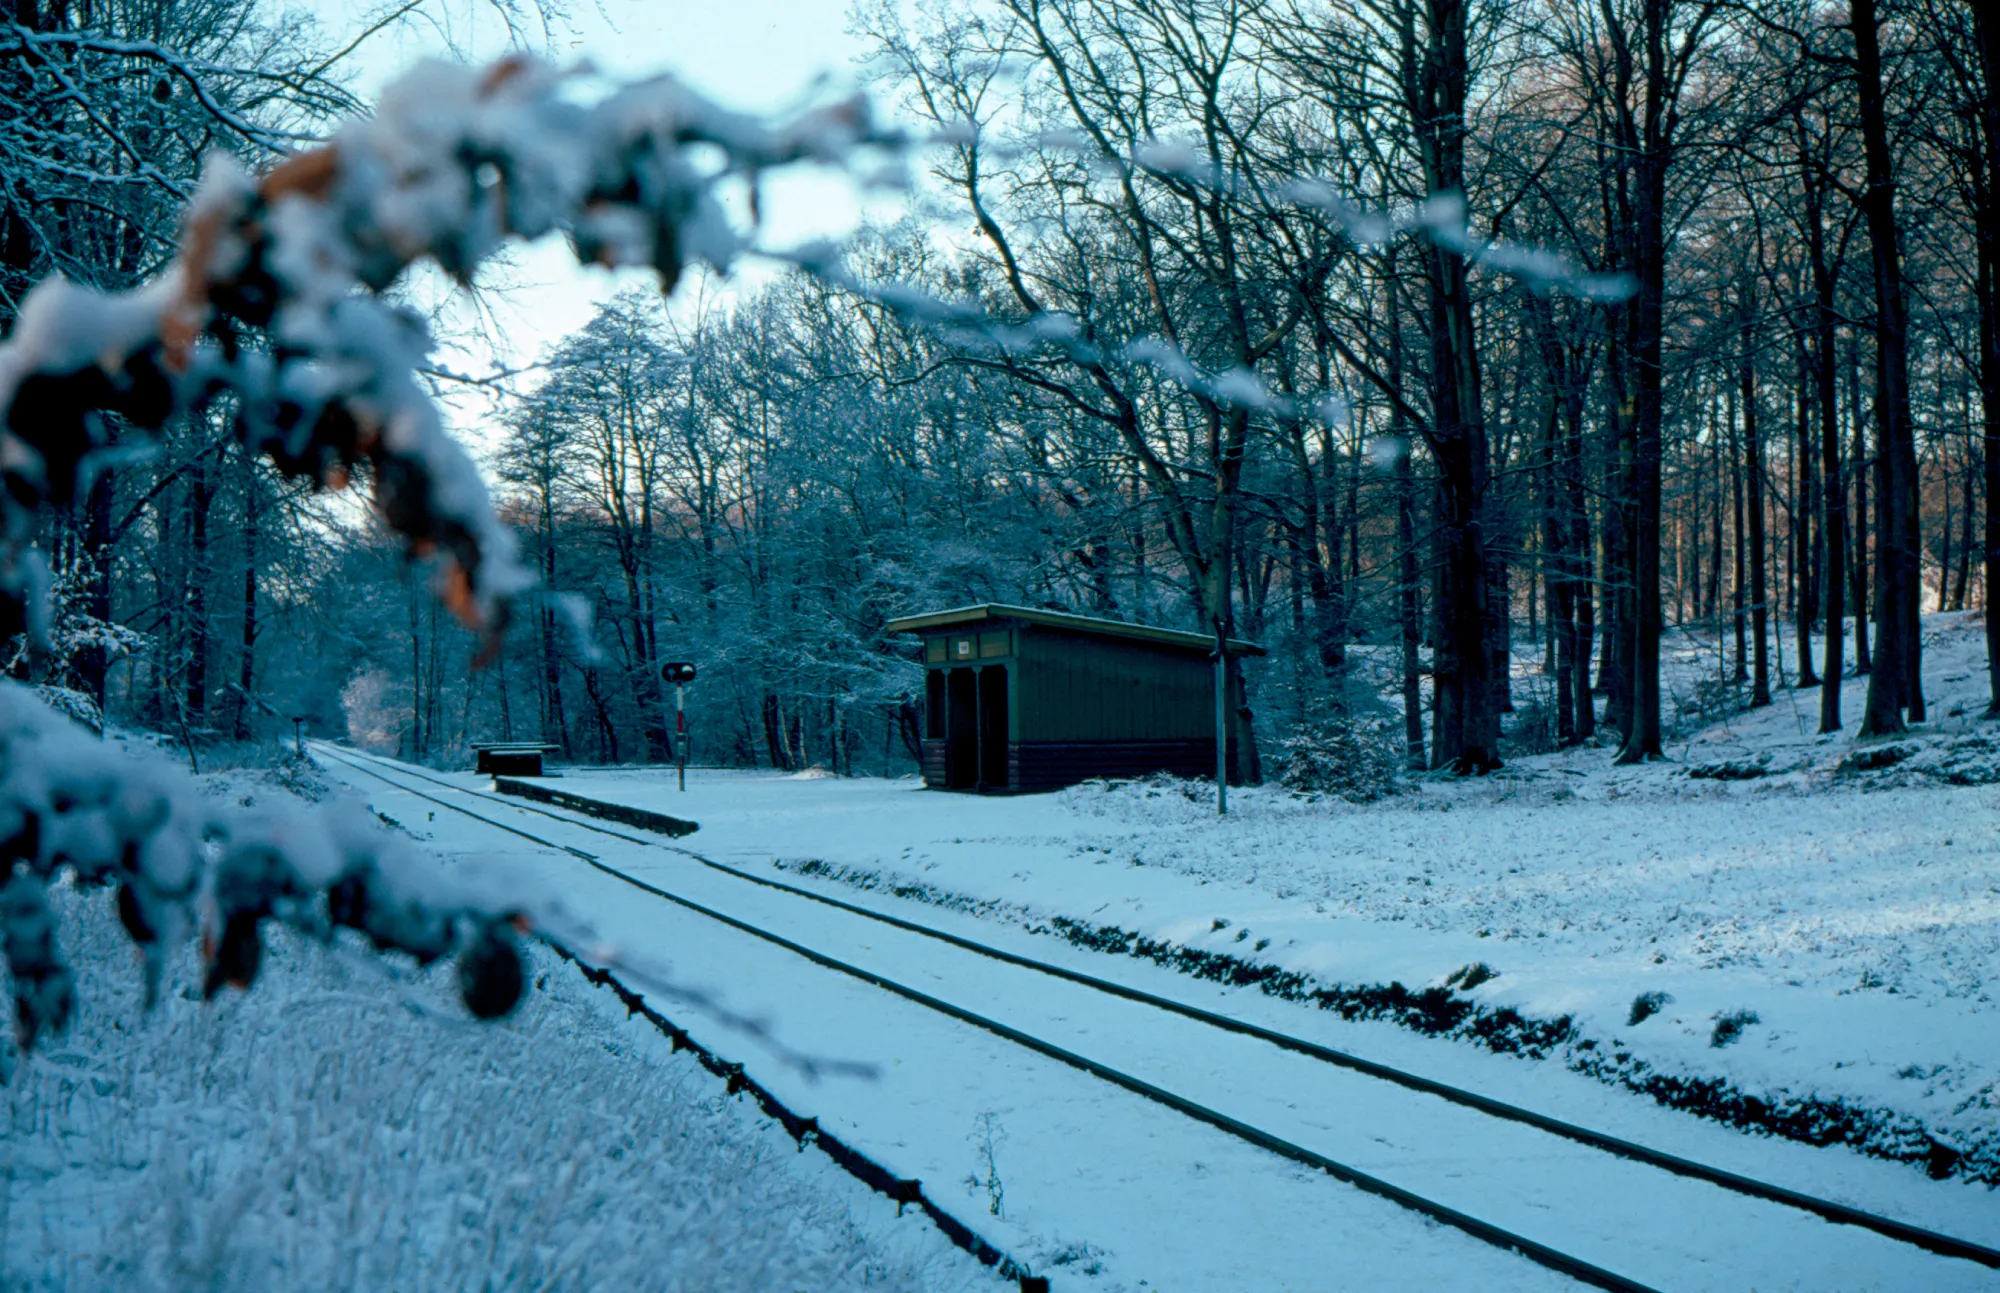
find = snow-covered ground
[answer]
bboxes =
[318,748,1998,1290]
[2,774,994,1291]
[524,764,1998,1180]
[494,613,2000,1200]
[159,608,1985,1291]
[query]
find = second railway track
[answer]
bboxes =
[316,744,2000,1292]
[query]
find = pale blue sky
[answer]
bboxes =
[330,0,872,109]
[305,0,904,434]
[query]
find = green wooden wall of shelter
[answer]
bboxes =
[885,603,1263,792]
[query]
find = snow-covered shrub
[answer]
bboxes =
[30,683,105,734]
[1277,717,1402,802]
[1445,961,1496,991]
[1833,733,2000,788]
[1710,1008,1759,1048]
[1675,676,1750,730]
[1628,990,1672,1025]
[3,559,147,696]
[1502,674,1560,755]
[261,748,332,802]
[340,666,406,751]
[1129,770,1214,802]
[1686,757,1771,780]
[1838,743,1922,774]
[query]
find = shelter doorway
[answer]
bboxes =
[946,669,979,789]
[978,665,1009,789]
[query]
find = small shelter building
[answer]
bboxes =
[886,603,1264,792]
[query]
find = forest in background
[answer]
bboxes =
[8,0,2000,781]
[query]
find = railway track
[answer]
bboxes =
[315,744,2000,1291]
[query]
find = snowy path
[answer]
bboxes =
[320,748,1995,1292]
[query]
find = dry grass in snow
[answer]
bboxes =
[1,876,987,1292]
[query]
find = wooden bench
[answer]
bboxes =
[471,742,560,776]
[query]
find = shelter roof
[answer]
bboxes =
[885,602,1266,656]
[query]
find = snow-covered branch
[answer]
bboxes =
[0,54,905,1049]
[0,685,531,1050]
[3,24,349,153]
[0,55,902,651]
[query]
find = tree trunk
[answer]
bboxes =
[1598,490,1625,709]
[1709,399,1725,623]
[236,456,258,742]
[1744,295,1772,709]
[1569,411,1596,742]
[1850,327,1873,675]
[616,544,667,762]
[583,666,620,762]
[1732,380,1748,682]
[1810,180,1847,731]
[1975,2,2000,713]
[537,494,571,758]
[1607,0,1687,765]
[1397,435,1427,770]
[1403,0,1497,774]
[1854,0,1923,734]
[763,692,791,770]
[1539,390,1576,744]
[185,455,211,730]
[75,469,113,707]
[1953,437,1974,610]
[1796,340,1820,686]
[497,648,514,741]
[1300,406,1348,684]
[1601,393,1634,740]
[1387,259,1429,769]
[407,583,423,759]
[425,595,442,753]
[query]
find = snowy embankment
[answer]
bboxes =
[2,771,990,1291]
[546,617,2000,1191]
